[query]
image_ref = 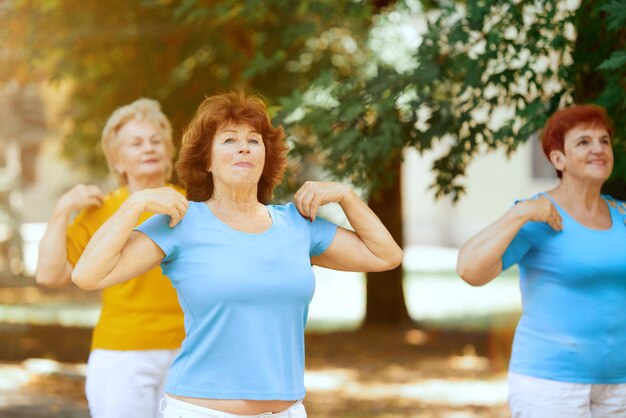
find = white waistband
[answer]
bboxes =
[161,395,302,418]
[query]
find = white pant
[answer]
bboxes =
[508,372,626,418]
[161,395,307,418]
[86,349,179,418]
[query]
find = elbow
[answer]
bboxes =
[35,271,64,289]
[456,261,490,287]
[70,267,100,291]
[389,248,404,269]
[378,247,404,271]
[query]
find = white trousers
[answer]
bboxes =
[161,396,307,418]
[85,348,179,418]
[508,372,626,418]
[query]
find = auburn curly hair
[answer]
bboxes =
[175,92,287,203]
[542,104,614,178]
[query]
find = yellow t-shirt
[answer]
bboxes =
[66,185,185,351]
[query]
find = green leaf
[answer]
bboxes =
[598,50,626,71]
[599,0,626,31]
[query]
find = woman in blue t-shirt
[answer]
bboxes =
[457,104,626,418]
[71,92,403,418]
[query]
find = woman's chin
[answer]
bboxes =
[128,168,168,181]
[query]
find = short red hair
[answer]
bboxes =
[175,92,287,203]
[541,104,614,177]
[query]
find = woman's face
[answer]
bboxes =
[113,120,170,182]
[209,123,266,190]
[551,125,613,183]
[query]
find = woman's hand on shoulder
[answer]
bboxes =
[56,184,104,215]
[127,187,189,227]
[294,181,350,221]
[607,196,626,215]
[513,196,562,231]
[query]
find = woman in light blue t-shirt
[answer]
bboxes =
[71,92,403,418]
[457,104,626,418]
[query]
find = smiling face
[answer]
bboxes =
[112,120,170,183]
[550,125,613,183]
[209,123,266,190]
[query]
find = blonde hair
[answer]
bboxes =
[101,98,175,184]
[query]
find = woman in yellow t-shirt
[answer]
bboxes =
[35,99,185,418]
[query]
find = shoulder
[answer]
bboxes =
[268,202,312,232]
[513,193,552,237]
[168,183,186,196]
[604,194,626,215]
[269,202,305,221]
[512,192,544,206]
[181,200,204,222]
[73,187,127,226]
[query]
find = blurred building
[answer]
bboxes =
[403,137,558,249]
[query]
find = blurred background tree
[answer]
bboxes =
[1,0,624,326]
[279,0,626,326]
[0,0,373,174]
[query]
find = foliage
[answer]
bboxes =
[279,0,626,201]
[593,0,626,181]
[0,0,372,178]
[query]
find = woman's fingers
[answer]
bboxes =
[309,194,324,221]
[166,192,189,227]
[294,183,313,220]
[294,181,347,221]
[548,215,562,231]
[548,205,562,231]
[170,199,188,227]
[139,188,189,227]
[87,197,103,208]
[87,185,104,200]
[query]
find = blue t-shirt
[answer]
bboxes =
[136,201,337,399]
[502,193,626,383]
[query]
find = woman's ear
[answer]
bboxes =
[112,160,125,177]
[549,150,565,172]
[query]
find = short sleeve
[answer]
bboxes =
[308,216,338,257]
[604,194,626,217]
[501,227,533,271]
[135,214,181,262]
[66,212,92,266]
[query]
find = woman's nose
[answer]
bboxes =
[590,140,604,153]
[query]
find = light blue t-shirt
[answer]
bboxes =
[502,193,626,383]
[136,201,337,399]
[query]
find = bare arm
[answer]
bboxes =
[456,196,561,286]
[71,187,188,290]
[36,185,104,288]
[294,182,403,272]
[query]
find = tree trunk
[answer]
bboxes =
[363,161,412,327]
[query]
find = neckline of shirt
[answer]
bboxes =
[196,201,278,239]
[540,192,617,234]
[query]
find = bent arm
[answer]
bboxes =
[312,190,403,272]
[36,184,105,287]
[72,187,187,290]
[71,199,164,290]
[35,209,74,288]
[456,206,529,286]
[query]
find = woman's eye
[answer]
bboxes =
[224,137,235,143]
[248,138,260,144]
[578,140,588,146]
